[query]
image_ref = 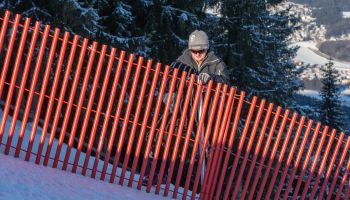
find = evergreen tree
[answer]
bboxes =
[318,59,347,131]
[205,0,302,107]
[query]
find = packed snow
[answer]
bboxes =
[0,108,179,199]
[0,153,167,200]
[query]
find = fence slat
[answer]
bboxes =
[265,112,298,199]
[42,31,71,166]
[164,74,196,197]
[298,126,329,199]
[3,17,31,154]
[80,44,108,175]
[240,103,274,200]
[146,68,179,191]
[71,41,98,173]
[25,26,57,162]
[122,59,153,186]
[282,119,313,199]
[327,137,350,200]
[99,50,126,180]
[318,132,344,199]
[155,71,187,193]
[108,54,136,183]
[200,85,228,199]
[0,11,10,54]
[137,65,170,190]
[309,129,336,199]
[231,99,266,199]
[0,14,20,101]
[90,47,117,178]
[248,106,282,200]
[114,56,144,184]
[14,21,41,157]
[62,38,89,171]
[181,80,213,199]
[190,83,222,200]
[256,109,290,199]
[51,35,79,168]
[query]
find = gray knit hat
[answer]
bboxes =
[188,30,209,50]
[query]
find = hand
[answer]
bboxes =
[198,72,210,84]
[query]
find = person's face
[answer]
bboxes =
[190,49,207,64]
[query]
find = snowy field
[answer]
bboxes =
[0,108,182,199]
[0,153,167,200]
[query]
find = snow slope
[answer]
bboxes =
[0,108,175,199]
[0,153,166,200]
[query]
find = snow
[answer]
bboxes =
[0,108,175,199]
[342,11,350,19]
[0,153,165,200]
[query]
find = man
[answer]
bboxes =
[171,30,229,84]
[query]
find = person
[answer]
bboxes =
[171,30,229,84]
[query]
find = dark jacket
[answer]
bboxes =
[170,49,230,84]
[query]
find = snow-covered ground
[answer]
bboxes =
[0,108,179,199]
[0,153,165,200]
[293,41,350,105]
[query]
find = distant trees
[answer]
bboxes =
[318,59,347,131]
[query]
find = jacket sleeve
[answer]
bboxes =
[210,60,230,85]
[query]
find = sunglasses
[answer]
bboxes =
[190,49,207,54]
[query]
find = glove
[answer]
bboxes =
[198,72,210,84]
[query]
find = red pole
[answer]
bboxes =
[78,45,107,177]
[239,103,274,200]
[109,56,144,184]
[281,119,313,200]
[248,106,282,200]
[217,92,248,200]
[180,80,213,199]
[70,41,98,173]
[122,59,153,186]
[318,133,344,199]
[164,74,196,196]
[14,21,41,157]
[0,14,19,101]
[154,71,187,193]
[75,43,108,175]
[26,27,58,162]
[172,79,203,198]
[127,64,161,187]
[230,99,267,199]
[335,157,350,200]
[97,50,127,180]
[52,35,80,168]
[3,17,31,154]
[0,10,10,54]
[107,54,138,183]
[199,85,228,199]
[190,83,222,200]
[89,47,117,177]
[273,116,306,199]
[256,109,290,199]
[37,32,70,166]
[327,137,350,200]
[79,45,108,175]
[145,68,179,191]
[298,126,329,200]
[264,112,298,200]
[41,31,71,166]
[309,129,336,199]
[136,65,170,189]
[61,38,90,171]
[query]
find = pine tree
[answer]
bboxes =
[318,59,347,131]
[205,0,302,107]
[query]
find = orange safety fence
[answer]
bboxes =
[0,10,349,200]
